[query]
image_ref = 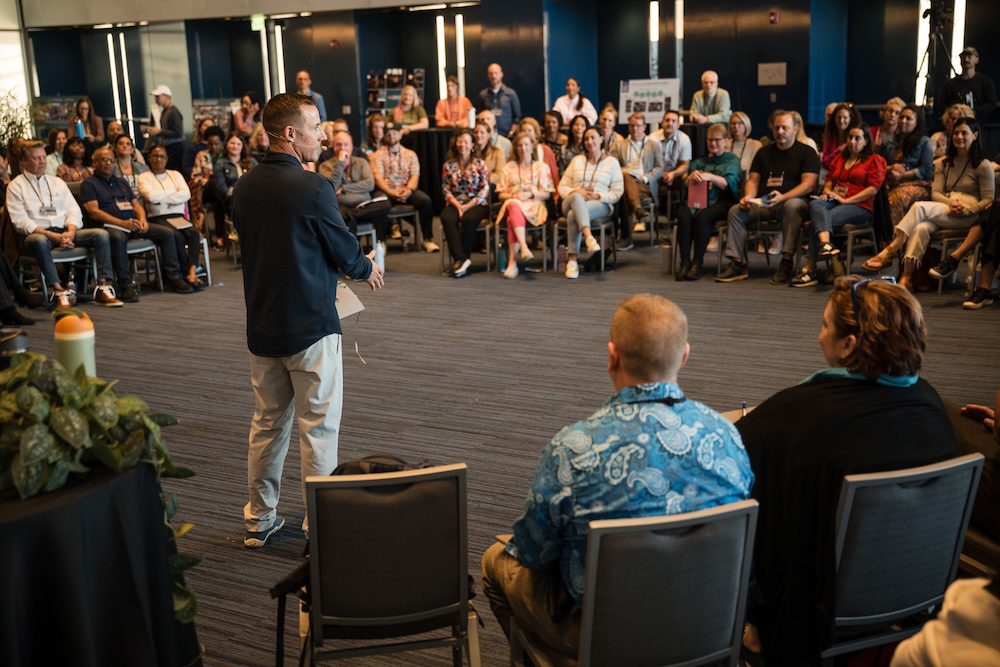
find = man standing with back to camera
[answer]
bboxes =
[233,93,384,548]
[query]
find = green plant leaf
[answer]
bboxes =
[88,393,119,429]
[49,406,90,449]
[147,413,179,428]
[11,453,48,499]
[172,582,198,624]
[164,493,179,520]
[19,423,57,465]
[0,356,34,389]
[0,392,18,422]
[168,553,201,574]
[117,395,149,418]
[162,464,195,479]
[0,423,22,452]
[121,428,146,468]
[174,522,195,539]
[43,459,71,492]
[15,385,49,423]
[88,441,122,471]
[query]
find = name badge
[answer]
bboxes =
[833,184,849,197]
[38,205,58,217]
[765,172,784,189]
[493,108,502,117]
[116,200,134,211]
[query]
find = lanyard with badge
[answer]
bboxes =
[28,176,59,218]
[765,171,784,190]
[108,178,134,212]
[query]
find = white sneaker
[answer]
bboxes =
[585,235,601,253]
[706,236,719,253]
[503,262,519,279]
[452,258,472,278]
[565,259,579,279]
[423,240,440,253]
[768,234,783,255]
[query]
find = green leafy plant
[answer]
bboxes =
[0,351,200,623]
[0,89,32,154]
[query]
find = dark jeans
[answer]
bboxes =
[676,198,732,265]
[148,217,201,272]
[441,204,489,262]
[105,223,183,285]
[0,251,27,309]
[402,189,434,239]
[22,228,116,286]
[342,198,390,242]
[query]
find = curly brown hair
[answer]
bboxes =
[828,276,926,379]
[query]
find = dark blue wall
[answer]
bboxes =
[809,0,847,123]
[186,19,265,102]
[845,0,919,108]
[596,0,651,125]
[545,0,599,112]
[480,0,545,120]
[31,30,85,98]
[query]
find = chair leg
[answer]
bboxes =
[153,248,164,292]
[467,610,482,667]
[599,225,606,273]
[201,238,212,287]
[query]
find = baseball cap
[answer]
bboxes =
[150,84,173,97]
[384,121,401,132]
[960,47,979,57]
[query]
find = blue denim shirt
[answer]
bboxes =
[901,136,933,181]
[477,84,522,135]
[506,382,754,605]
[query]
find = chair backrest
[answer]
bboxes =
[832,453,984,626]
[66,180,83,200]
[305,463,467,644]
[579,500,758,667]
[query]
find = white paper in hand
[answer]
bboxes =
[336,281,365,321]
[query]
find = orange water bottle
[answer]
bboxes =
[54,311,96,376]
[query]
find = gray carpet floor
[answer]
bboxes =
[24,237,1000,666]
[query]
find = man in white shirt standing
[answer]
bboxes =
[5,141,122,308]
[611,112,663,243]
[689,70,732,124]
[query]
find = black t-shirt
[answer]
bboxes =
[936,73,998,116]
[748,141,820,197]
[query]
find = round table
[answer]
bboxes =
[0,464,201,666]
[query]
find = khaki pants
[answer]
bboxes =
[481,541,580,664]
[244,333,343,532]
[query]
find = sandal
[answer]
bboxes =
[862,252,893,272]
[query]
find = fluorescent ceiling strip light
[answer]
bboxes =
[950,0,967,70]
[914,0,931,103]
[274,25,286,94]
[675,0,683,40]
[436,15,447,100]
[258,23,271,101]
[106,34,122,122]
[649,1,659,43]
[118,33,136,140]
[411,4,447,11]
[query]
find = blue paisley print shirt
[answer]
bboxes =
[506,382,754,605]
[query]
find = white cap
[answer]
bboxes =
[150,84,172,97]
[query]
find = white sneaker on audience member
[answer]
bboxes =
[768,234,783,255]
[585,235,601,253]
[706,235,719,253]
[503,262,519,279]
[565,259,579,279]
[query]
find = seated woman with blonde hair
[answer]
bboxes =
[473,121,506,190]
[931,103,974,158]
[513,116,561,185]
[393,84,429,135]
[497,130,554,279]
[737,275,957,665]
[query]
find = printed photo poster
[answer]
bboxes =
[618,79,680,127]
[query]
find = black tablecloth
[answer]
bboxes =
[401,128,455,212]
[0,464,201,666]
[682,122,708,160]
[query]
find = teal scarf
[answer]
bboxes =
[803,367,919,387]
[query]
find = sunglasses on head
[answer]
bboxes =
[850,276,897,314]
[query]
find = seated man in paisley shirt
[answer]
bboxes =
[481,294,754,661]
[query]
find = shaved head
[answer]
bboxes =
[610,294,689,381]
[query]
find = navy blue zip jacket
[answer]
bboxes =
[233,151,371,356]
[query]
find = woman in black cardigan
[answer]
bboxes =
[736,276,958,664]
